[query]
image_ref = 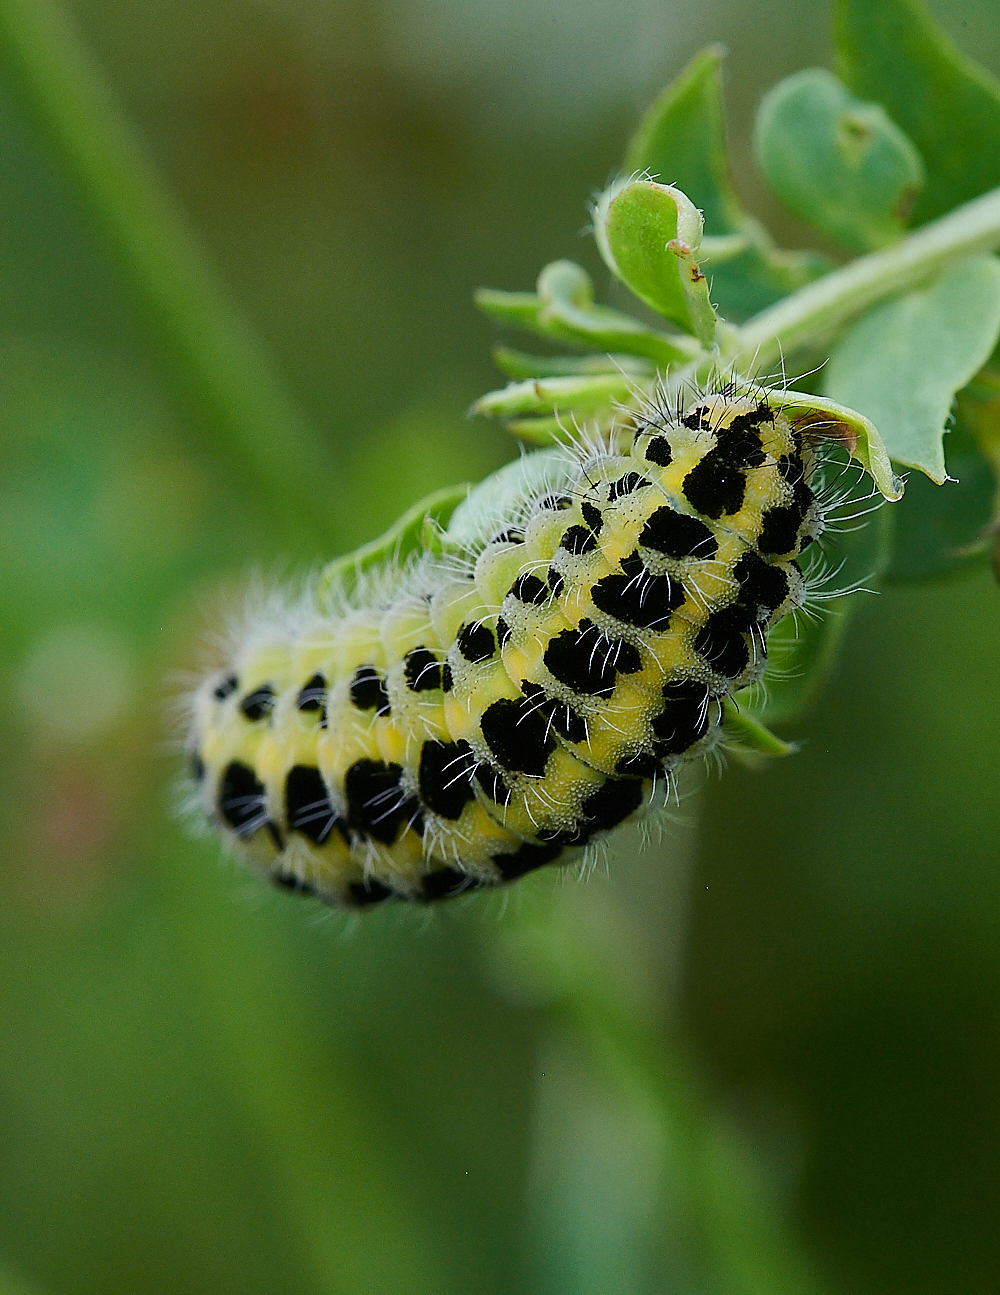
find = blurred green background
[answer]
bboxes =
[2,1,1000,1292]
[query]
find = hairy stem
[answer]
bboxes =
[733,184,1000,370]
[0,0,335,543]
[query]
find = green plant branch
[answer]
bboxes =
[0,0,335,543]
[732,183,1000,371]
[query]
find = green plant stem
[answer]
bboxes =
[734,183,1000,371]
[0,0,335,543]
[510,873,830,1295]
[563,987,831,1295]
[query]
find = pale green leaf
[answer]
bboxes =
[625,45,832,320]
[755,68,925,252]
[475,260,696,368]
[824,254,1000,481]
[317,483,469,603]
[491,346,653,381]
[594,179,716,346]
[774,389,903,500]
[470,373,636,419]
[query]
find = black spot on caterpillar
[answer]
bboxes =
[184,383,857,909]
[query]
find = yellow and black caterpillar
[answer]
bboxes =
[186,385,831,908]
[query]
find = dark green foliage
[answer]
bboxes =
[886,418,996,582]
[624,46,830,320]
[755,68,925,252]
[836,0,1000,223]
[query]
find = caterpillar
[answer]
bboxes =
[184,381,852,909]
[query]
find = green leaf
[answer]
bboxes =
[445,449,569,547]
[475,260,696,368]
[491,347,653,381]
[697,233,752,264]
[721,698,798,758]
[317,483,469,603]
[824,254,1000,482]
[593,179,717,346]
[625,45,832,320]
[884,416,995,582]
[473,289,541,330]
[503,416,571,446]
[774,390,903,501]
[626,45,742,235]
[0,1265,43,1295]
[470,373,636,420]
[537,260,700,363]
[753,463,896,725]
[835,0,1000,225]
[755,68,925,252]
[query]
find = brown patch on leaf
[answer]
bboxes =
[790,410,858,454]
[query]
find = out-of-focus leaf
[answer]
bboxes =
[824,254,1000,481]
[776,390,903,501]
[0,1264,43,1295]
[492,346,653,381]
[751,463,895,726]
[625,45,832,320]
[593,179,716,346]
[445,449,570,548]
[317,483,469,603]
[697,233,752,264]
[835,0,1000,224]
[471,373,635,420]
[957,354,1000,478]
[721,698,798,758]
[504,415,571,445]
[475,260,696,368]
[755,68,925,252]
[884,418,995,582]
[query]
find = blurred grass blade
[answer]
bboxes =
[835,0,1000,225]
[824,254,1000,481]
[0,0,336,544]
[526,1028,666,1295]
[0,1265,44,1295]
[166,844,444,1295]
[755,68,925,252]
[626,45,831,320]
